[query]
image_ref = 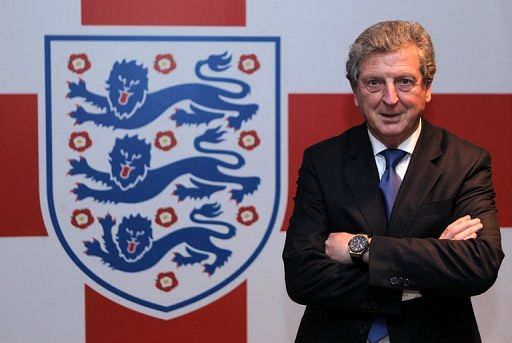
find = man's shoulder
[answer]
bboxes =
[305,123,366,156]
[422,121,490,167]
[426,121,488,156]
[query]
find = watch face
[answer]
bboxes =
[349,235,368,253]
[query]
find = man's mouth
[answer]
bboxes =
[380,112,402,117]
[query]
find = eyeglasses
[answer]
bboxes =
[360,78,420,93]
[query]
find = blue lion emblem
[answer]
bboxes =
[84,203,234,275]
[68,127,259,203]
[67,52,258,130]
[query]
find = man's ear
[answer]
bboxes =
[425,85,432,103]
[353,92,360,107]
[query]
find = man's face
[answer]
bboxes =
[353,46,432,148]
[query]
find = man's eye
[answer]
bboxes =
[362,79,383,92]
[398,79,413,85]
[396,78,417,92]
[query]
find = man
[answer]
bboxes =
[283,20,504,343]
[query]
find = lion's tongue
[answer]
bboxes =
[128,242,137,253]
[118,91,130,105]
[121,165,132,179]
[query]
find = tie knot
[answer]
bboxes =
[380,149,407,169]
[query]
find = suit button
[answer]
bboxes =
[403,277,411,287]
[390,276,401,286]
[359,325,369,335]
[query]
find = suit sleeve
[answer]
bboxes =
[369,149,504,297]
[283,147,402,314]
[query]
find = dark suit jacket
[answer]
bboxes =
[283,120,504,343]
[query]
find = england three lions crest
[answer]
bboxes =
[43,36,281,318]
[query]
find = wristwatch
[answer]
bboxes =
[348,234,371,265]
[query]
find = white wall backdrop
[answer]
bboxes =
[0,1,510,342]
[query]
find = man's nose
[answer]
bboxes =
[381,82,399,105]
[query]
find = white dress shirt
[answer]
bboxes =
[367,119,423,302]
[368,119,422,181]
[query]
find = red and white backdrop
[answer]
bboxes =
[1,1,511,342]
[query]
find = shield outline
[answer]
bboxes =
[43,35,281,314]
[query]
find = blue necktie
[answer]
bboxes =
[379,149,407,220]
[368,149,407,343]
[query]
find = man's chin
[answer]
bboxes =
[378,123,406,137]
[371,126,409,147]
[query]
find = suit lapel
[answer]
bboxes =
[388,120,443,237]
[341,125,388,236]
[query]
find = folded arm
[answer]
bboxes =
[283,146,504,313]
[368,150,503,297]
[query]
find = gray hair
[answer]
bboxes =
[346,20,436,88]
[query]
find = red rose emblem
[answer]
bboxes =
[67,53,91,74]
[155,207,178,228]
[236,206,259,226]
[71,208,94,229]
[154,54,177,74]
[238,54,260,74]
[238,130,261,150]
[156,271,179,292]
[154,131,177,151]
[69,131,92,152]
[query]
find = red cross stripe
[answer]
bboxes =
[86,282,247,342]
[82,0,246,26]
[285,93,512,231]
[0,94,46,237]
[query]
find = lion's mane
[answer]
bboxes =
[109,135,151,191]
[115,214,153,262]
[106,60,148,119]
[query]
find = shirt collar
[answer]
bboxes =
[367,118,422,156]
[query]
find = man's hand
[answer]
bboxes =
[439,215,483,240]
[325,232,354,264]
